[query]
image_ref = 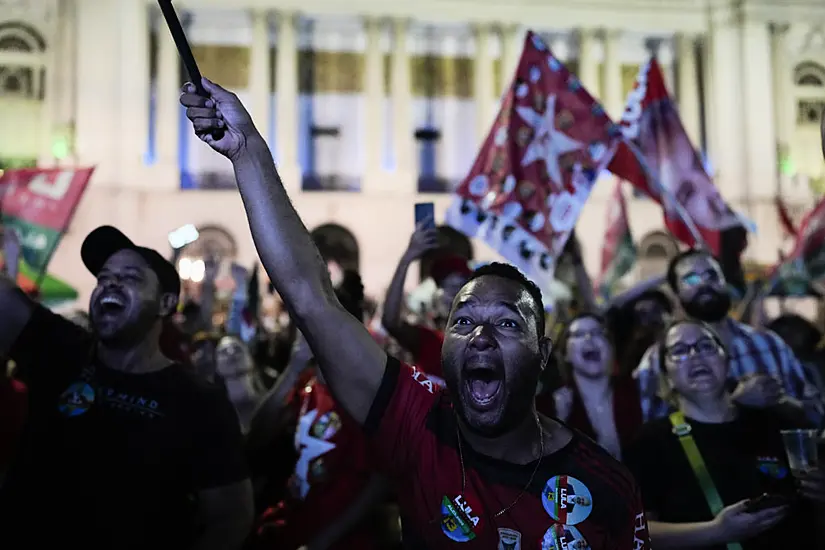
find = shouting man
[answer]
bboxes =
[0,227,253,550]
[180,78,651,549]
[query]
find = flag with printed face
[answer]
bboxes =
[607,58,742,256]
[773,197,825,293]
[445,31,622,293]
[595,180,636,298]
[0,167,94,277]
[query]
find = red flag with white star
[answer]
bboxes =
[445,31,622,293]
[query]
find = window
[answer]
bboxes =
[794,62,825,87]
[796,99,825,125]
[0,22,46,100]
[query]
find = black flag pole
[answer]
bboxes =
[157,0,225,141]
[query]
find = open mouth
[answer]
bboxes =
[463,365,504,409]
[688,364,714,379]
[581,348,601,362]
[97,293,127,315]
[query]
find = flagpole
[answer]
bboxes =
[622,138,708,250]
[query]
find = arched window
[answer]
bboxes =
[794,61,825,87]
[637,230,679,279]
[0,22,46,99]
[311,223,360,272]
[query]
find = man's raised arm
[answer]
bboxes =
[179,79,386,424]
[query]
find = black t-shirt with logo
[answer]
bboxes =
[624,406,815,549]
[0,304,248,549]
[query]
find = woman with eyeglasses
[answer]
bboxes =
[624,319,825,548]
[536,313,642,459]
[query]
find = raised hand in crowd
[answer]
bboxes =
[182,79,652,548]
[711,499,789,543]
[731,374,783,408]
[403,219,440,262]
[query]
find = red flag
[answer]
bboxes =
[766,196,825,295]
[786,197,825,277]
[0,167,94,274]
[595,179,636,296]
[775,195,798,237]
[608,58,741,255]
[445,31,622,291]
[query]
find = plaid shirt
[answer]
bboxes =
[633,318,822,422]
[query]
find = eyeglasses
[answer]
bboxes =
[680,271,721,287]
[568,328,607,341]
[664,338,721,363]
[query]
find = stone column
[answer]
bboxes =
[676,33,701,147]
[740,20,777,201]
[577,29,600,94]
[114,0,150,184]
[249,10,271,131]
[362,17,384,192]
[707,6,747,201]
[390,18,414,192]
[156,5,181,187]
[601,29,623,119]
[275,11,300,192]
[499,24,520,89]
[770,23,793,192]
[474,24,494,143]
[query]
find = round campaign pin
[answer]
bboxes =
[541,475,594,525]
[541,523,590,550]
[440,494,482,542]
[58,381,95,417]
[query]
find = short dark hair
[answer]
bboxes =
[632,289,674,314]
[666,248,715,292]
[335,270,365,322]
[466,262,545,336]
[767,314,822,353]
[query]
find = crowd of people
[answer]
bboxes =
[1,77,825,549]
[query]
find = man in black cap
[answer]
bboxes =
[0,226,253,550]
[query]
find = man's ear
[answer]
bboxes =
[160,293,179,318]
[539,336,553,371]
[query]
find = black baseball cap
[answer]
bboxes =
[81,226,181,298]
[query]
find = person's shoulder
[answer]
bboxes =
[565,429,641,490]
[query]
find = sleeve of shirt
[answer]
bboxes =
[7,300,91,387]
[773,333,820,402]
[618,484,652,550]
[363,355,438,476]
[189,386,250,490]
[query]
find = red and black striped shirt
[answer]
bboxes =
[364,357,652,549]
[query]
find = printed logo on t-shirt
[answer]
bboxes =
[541,523,589,550]
[292,409,336,499]
[541,475,593,525]
[58,381,95,417]
[311,411,342,440]
[497,527,522,549]
[440,494,482,542]
[100,387,164,418]
[756,456,789,479]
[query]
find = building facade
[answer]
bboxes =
[1,0,825,303]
